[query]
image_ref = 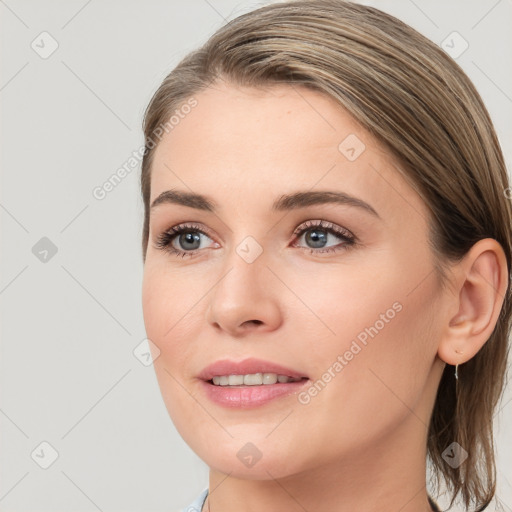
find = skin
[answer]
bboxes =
[141,80,508,512]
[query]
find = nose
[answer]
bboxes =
[205,247,283,337]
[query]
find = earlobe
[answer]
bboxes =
[437,238,509,367]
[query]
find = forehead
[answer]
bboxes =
[149,82,429,224]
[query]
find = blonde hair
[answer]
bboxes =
[140,1,512,509]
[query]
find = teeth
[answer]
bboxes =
[228,375,244,386]
[244,372,263,385]
[211,373,303,386]
[263,373,277,384]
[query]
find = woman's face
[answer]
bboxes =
[142,81,448,479]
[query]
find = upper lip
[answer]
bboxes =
[198,357,309,381]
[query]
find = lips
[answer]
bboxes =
[198,357,309,381]
[198,357,311,408]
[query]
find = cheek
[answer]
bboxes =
[141,266,197,408]
[292,255,439,420]
[142,267,207,438]
[142,263,202,350]
[280,259,406,370]
[298,270,439,447]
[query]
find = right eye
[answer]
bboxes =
[154,222,218,258]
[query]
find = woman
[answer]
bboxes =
[140,1,511,510]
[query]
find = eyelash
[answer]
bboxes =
[153,220,357,259]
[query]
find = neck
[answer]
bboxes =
[204,412,434,512]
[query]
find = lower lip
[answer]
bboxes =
[200,379,310,408]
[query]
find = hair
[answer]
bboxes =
[139,1,512,509]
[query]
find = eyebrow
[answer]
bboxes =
[150,189,380,218]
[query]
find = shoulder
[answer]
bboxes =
[428,495,442,512]
[177,487,208,512]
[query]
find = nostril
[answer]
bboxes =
[243,319,263,327]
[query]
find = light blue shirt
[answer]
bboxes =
[178,486,441,511]
[180,487,208,512]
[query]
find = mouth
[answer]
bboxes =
[207,373,308,386]
[198,357,310,408]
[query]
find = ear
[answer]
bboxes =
[437,238,509,366]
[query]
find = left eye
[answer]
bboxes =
[292,220,356,254]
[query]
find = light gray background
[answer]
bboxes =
[1,1,511,511]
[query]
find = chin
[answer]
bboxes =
[190,434,314,480]
[207,454,301,480]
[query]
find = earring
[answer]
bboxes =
[455,349,463,380]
